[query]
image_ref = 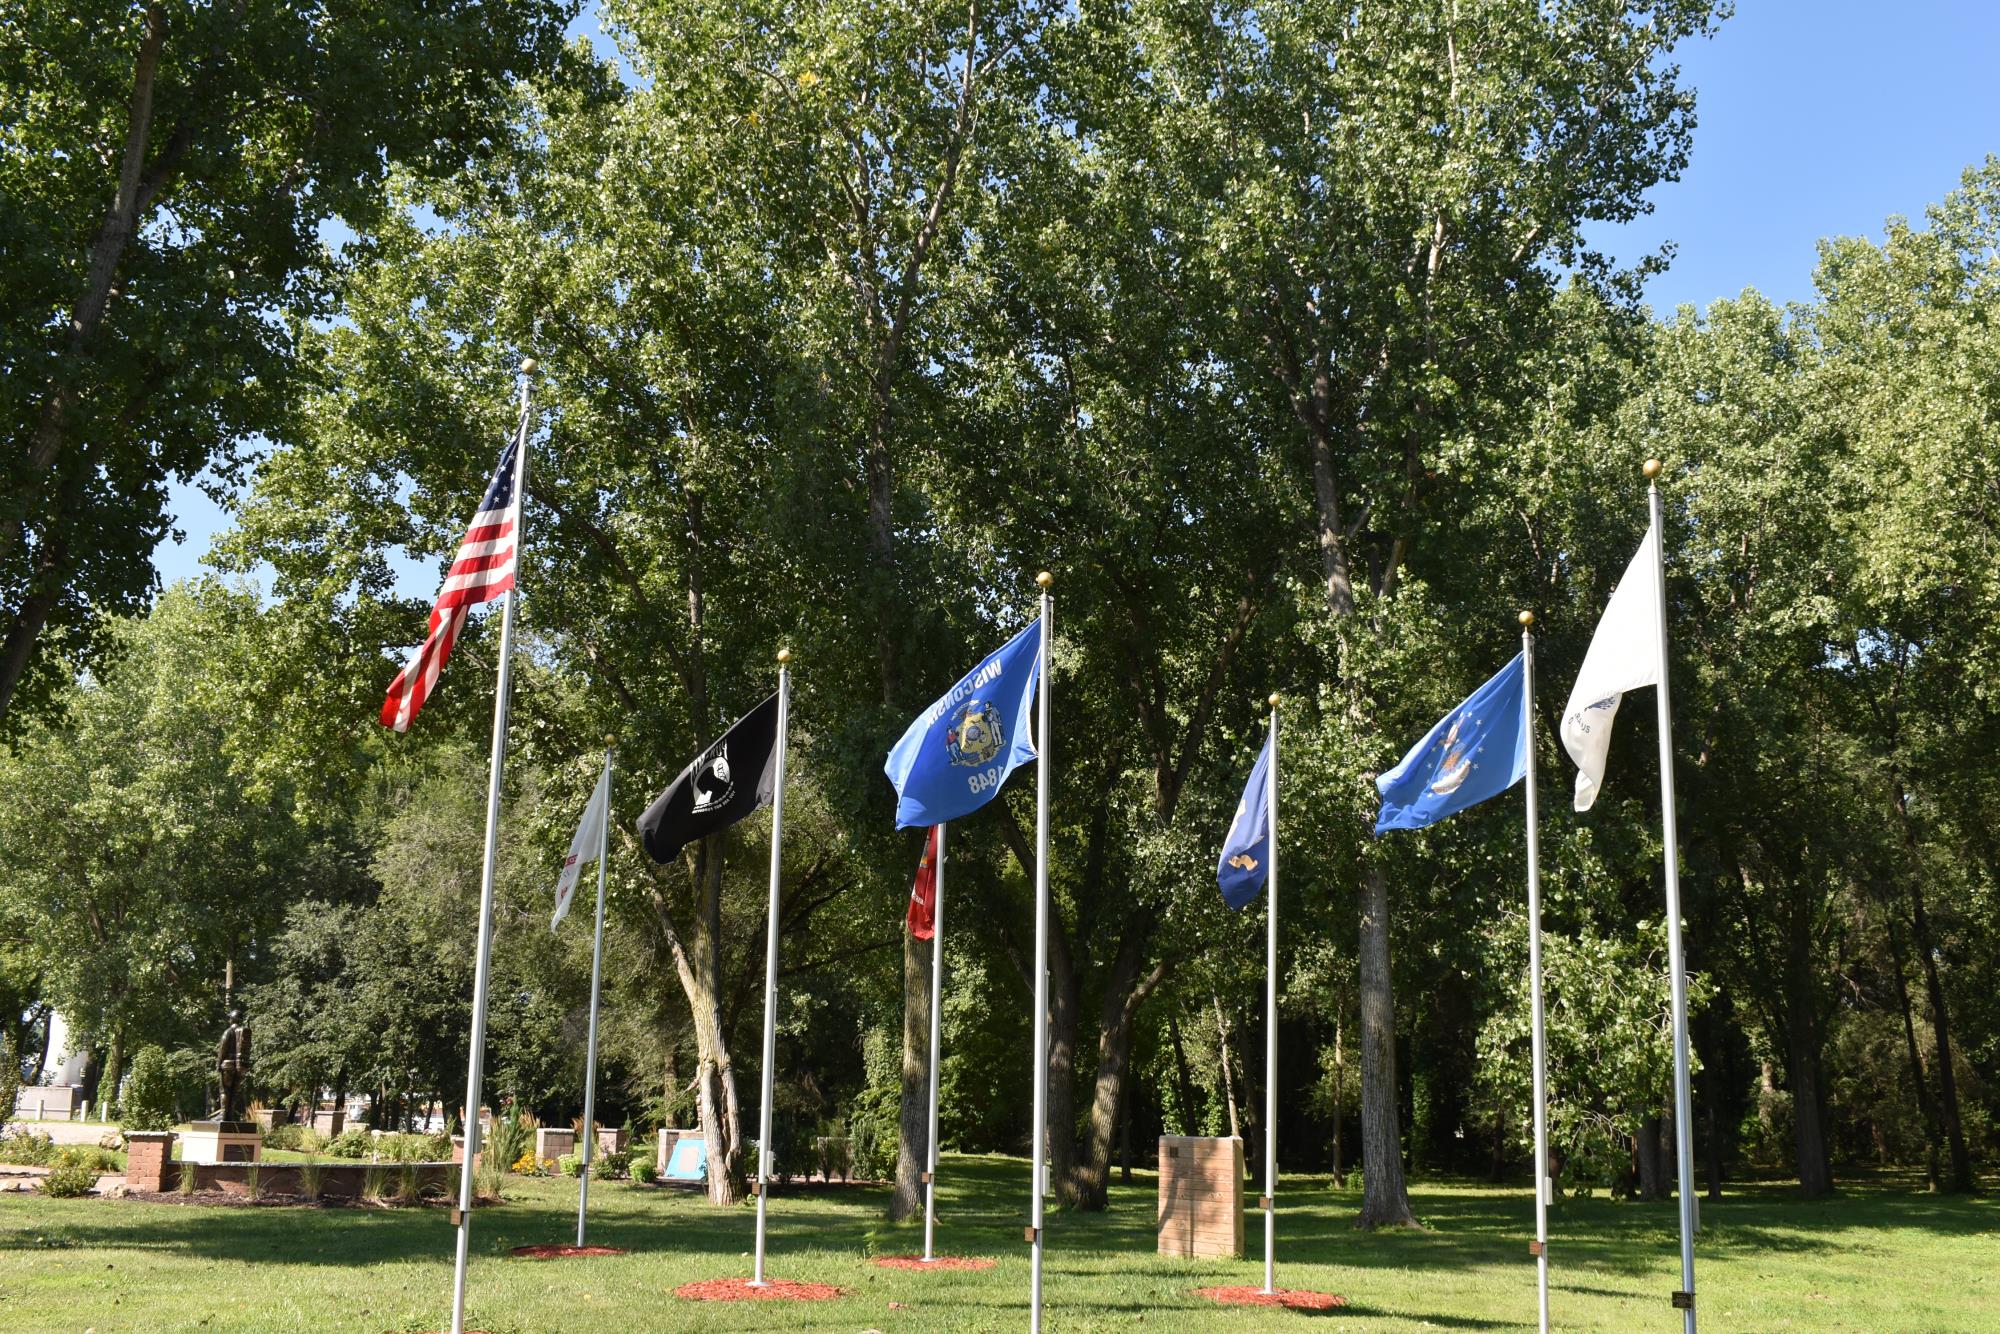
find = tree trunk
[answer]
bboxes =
[1044,938,1080,1209]
[1786,1014,1833,1197]
[890,923,930,1221]
[1213,993,1241,1142]
[1167,1009,1199,1134]
[1906,878,1972,1191]
[1636,1116,1663,1200]
[1890,777,1973,1191]
[1357,863,1417,1227]
[1071,941,1168,1209]
[1331,1010,1345,1178]
[664,835,745,1205]
[1885,910,1943,1191]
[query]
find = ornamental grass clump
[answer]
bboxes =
[298,1156,324,1203]
[176,1161,197,1194]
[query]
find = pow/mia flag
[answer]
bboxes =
[638,692,782,862]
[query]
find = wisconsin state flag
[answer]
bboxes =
[907,825,940,940]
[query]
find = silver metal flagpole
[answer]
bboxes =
[450,357,537,1334]
[1262,693,1280,1296]
[922,822,946,1263]
[1029,571,1053,1334]
[750,649,793,1287]
[1646,459,1699,1332]
[576,742,613,1248]
[1521,612,1551,1334]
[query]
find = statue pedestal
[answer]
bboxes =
[182,1121,262,1165]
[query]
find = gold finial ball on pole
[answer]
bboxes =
[1518,610,1535,628]
[777,647,792,665]
[520,357,539,376]
[1036,570,1053,589]
[605,733,616,748]
[1268,692,1281,710]
[1643,457,1662,479]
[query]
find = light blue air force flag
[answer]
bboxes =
[1217,729,1274,910]
[885,619,1043,829]
[1375,652,1529,834]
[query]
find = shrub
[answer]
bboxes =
[42,1147,99,1198]
[121,1047,178,1132]
[263,1122,308,1152]
[556,1152,582,1178]
[631,1156,658,1185]
[328,1128,373,1159]
[591,1151,623,1181]
[0,1129,56,1167]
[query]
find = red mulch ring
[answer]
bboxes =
[871,1254,998,1271]
[510,1244,627,1259]
[1196,1285,1349,1310]
[674,1278,847,1302]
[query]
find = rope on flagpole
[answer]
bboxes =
[923,822,946,1262]
[449,356,536,1334]
[750,649,792,1287]
[576,739,613,1248]
[1647,459,1700,1331]
[1028,572,1053,1334]
[1262,693,1280,1296]
[1521,611,1551,1334]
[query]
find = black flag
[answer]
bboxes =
[638,692,782,862]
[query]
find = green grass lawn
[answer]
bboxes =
[1,1154,1993,1332]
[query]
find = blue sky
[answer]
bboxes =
[150,2,2000,589]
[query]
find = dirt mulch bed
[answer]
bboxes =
[870,1254,997,1271]
[1196,1285,1348,1310]
[510,1244,627,1259]
[674,1278,847,1302]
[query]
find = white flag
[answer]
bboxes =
[552,760,611,929]
[1561,521,1662,812]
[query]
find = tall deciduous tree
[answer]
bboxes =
[0,0,573,729]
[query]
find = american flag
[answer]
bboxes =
[380,439,521,732]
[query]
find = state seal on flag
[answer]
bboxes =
[946,699,1004,767]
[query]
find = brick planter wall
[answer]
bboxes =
[123,1132,175,1192]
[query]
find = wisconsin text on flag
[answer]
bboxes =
[380,439,521,733]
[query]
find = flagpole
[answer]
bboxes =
[449,357,536,1334]
[1029,571,1053,1334]
[1520,613,1551,1334]
[1261,693,1280,1296]
[576,741,613,1248]
[1646,459,1698,1332]
[923,822,946,1263]
[750,649,792,1287]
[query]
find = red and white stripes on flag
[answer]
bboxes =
[380,439,521,732]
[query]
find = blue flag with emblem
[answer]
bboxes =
[1216,729,1274,910]
[1375,652,1530,834]
[885,619,1043,829]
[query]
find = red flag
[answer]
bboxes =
[906,825,939,940]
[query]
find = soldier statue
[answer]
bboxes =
[215,1009,252,1124]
